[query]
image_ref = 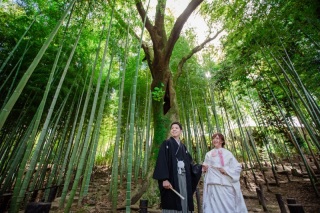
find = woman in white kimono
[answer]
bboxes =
[202,133,247,213]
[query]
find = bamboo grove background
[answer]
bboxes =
[0,0,319,212]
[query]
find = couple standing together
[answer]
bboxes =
[153,122,248,213]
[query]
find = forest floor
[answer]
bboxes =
[49,159,320,213]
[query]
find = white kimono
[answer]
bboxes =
[203,148,248,213]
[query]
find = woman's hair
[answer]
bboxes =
[212,133,225,147]
[170,121,182,130]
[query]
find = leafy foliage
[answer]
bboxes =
[151,83,165,102]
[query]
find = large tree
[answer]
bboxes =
[133,0,224,153]
[135,0,204,145]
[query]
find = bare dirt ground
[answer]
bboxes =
[50,160,320,213]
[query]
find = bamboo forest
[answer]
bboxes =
[0,0,320,212]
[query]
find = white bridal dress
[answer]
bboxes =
[203,148,248,213]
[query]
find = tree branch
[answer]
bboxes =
[165,0,204,61]
[174,28,224,82]
[106,0,152,69]
[154,0,167,43]
[136,1,156,41]
[105,0,141,42]
[135,0,159,73]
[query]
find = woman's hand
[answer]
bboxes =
[202,164,208,172]
[163,180,172,189]
[218,167,227,175]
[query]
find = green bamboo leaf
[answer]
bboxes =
[0,0,76,130]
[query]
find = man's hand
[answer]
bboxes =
[163,180,172,189]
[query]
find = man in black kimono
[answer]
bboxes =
[153,122,202,212]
